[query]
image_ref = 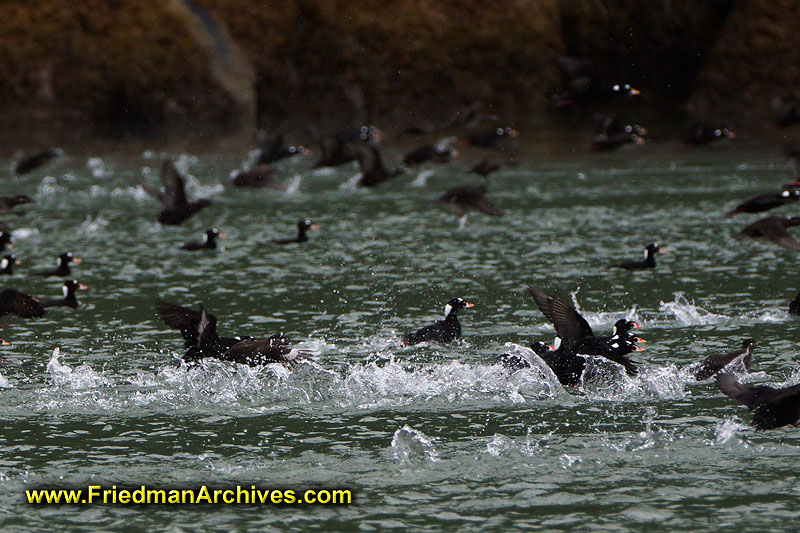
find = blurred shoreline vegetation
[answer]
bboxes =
[0,0,798,145]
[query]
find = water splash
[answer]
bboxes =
[391,425,439,463]
[709,417,748,446]
[659,292,726,326]
[46,348,111,390]
[410,169,435,188]
[79,215,109,234]
[285,174,303,195]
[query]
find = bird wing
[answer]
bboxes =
[716,373,761,408]
[221,334,307,366]
[460,186,505,216]
[160,160,188,210]
[527,286,594,347]
[757,219,800,251]
[0,289,45,318]
[139,181,166,205]
[157,301,215,346]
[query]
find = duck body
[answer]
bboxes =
[726,190,800,217]
[272,220,318,245]
[694,339,755,381]
[181,229,225,251]
[13,148,63,175]
[34,252,80,277]
[609,244,663,270]
[0,195,35,213]
[734,216,800,251]
[437,184,505,217]
[142,160,211,226]
[716,373,800,430]
[41,280,87,308]
[0,254,20,275]
[402,298,473,346]
[231,164,284,189]
[0,288,45,318]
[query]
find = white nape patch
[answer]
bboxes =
[610,334,619,340]
[56,257,62,266]
[0,258,8,270]
[444,304,453,318]
[202,233,209,244]
[643,248,649,259]
[62,285,69,298]
[458,215,468,230]
[782,190,790,197]
[552,337,562,349]
[610,342,619,349]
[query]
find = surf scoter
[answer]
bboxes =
[716,373,800,430]
[34,252,81,277]
[726,190,800,217]
[159,302,308,367]
[402,144,458,166]
[402,297,474,346]
[231,163,285,189]
[0,289,45,318]
[527,286,643,376]
[0,254,20,275]
[694,338,755,381]
[467,128,518,151]
[181,228,226,251]
[41,280,87,308]
[467,160,503,178]
[141,159,211,225]
[312,125,381,168]
[684,121,735,145]
[609,243,664,270]
[256,134,309,165]
[772,96,800,129]
[0,195,35,213]
[356,144,406,187]
[272,220,319,244]
[734,216,800,251]
[157,301,252,353]
[0,232,12,251]
[436,184,505,217]
[790,292,800,315]
[13,148,63,175]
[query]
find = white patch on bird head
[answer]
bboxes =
[643,248,649,259]
[552,337,562,349]
[0,258,8,270]
[444,304,453,318]
[782,190,791,197]
[610,333,619,340]
[610,342,619,349]
[62,284,69,298]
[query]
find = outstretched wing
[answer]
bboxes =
[156,300,209,346]
[758,219,800,251]
[527,286,594,347]
[160,160,188,210]
[716,373,760,409]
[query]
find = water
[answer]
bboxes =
[2,142,800,530]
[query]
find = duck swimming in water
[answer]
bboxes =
[402,297,474,346]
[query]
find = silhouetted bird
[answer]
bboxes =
[0,195,34,213]
[694,339,755,381]
[734,216,800,251]
[256,134,309,165]
[402,297,473,345]
[772,96,800,129]
[34,252,81,277]
[608,243,664,270]
[0,254,20,275]
[312,125,381,168]
[467,160,503,178]
[716,373,800,430]
[402,143,458,166]
[684,120,735,145]
[356,144,406,187]
[231,163,285,189]
[272,220,318,244]
[13,148,63,175]
[141,160,211,225]
[181,228,225,251]
[726,190,800,217]
[436,184,505,217]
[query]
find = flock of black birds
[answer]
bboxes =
[4,55,800,431]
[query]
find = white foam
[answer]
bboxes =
[391,425,439,463]
[659,292,726,326]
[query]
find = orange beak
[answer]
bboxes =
[632,345,645,352]
[464,301,474,308]
[219,233,227,239]
[547,344,556,351]
[78,283,88,291]
[0,339,10,346]
[14,259,21,265]
[632,322,642,329]
[311,224,320,231]
[73,257,82,264]
[630,88,641,96]
[634,337,646,343]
